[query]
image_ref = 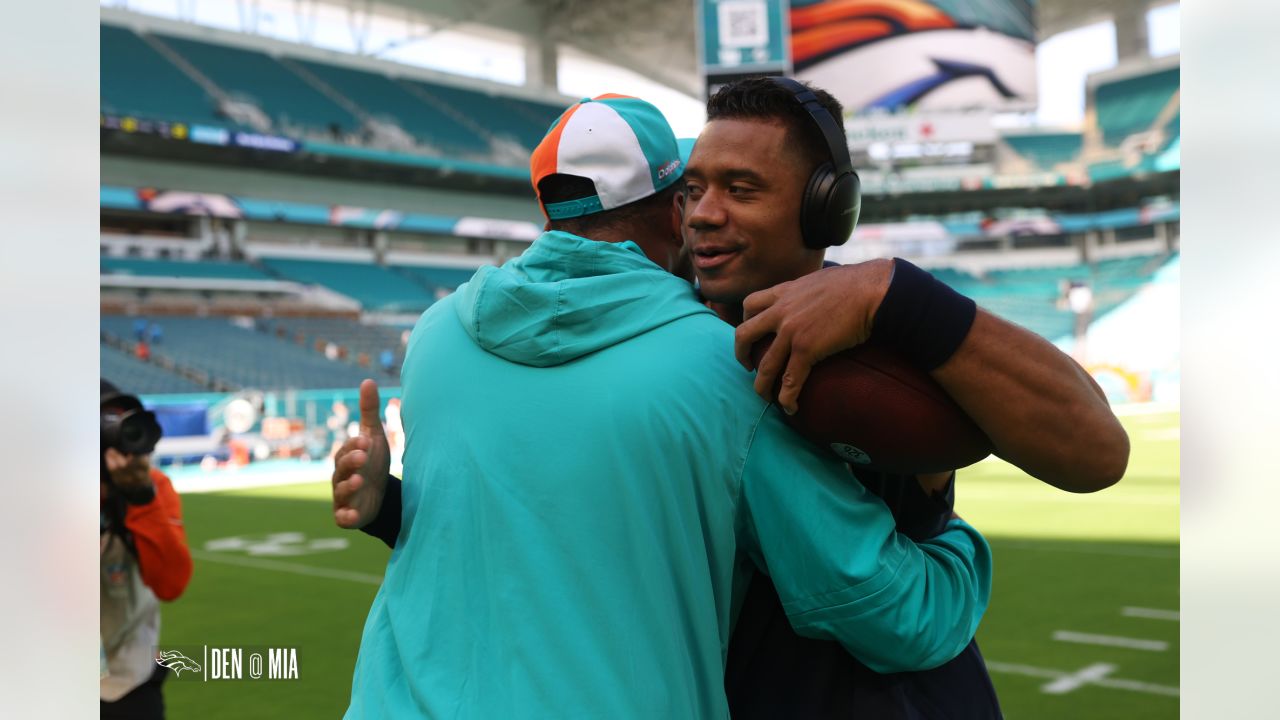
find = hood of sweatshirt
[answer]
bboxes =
[455,231,712,367]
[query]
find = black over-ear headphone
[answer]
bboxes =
[769,76,861,249]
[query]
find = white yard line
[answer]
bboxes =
[1052,630,1169,652]
[190,550,383,585]
[1122,607,1180,621]
[986,661,1179,697]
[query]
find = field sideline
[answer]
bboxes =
[159,410,1179,718]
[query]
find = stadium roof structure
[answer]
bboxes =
[273,0,701,96]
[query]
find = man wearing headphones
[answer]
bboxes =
[684,77,1128,717]
[334,80,1125,716]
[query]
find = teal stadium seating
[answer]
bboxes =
[102,315,372,391]
[1003,133,1083,170]
[100,25,227,127]
[390,264,477,294]
[155,34,360,136]
[945,254,1171,341]
[292,60,491,156]
[406,79,563,151]
[263,317,407,376]
[259,258,435,311]
[101,343,208,395]
[1094,67,1179,146]
[102,257,274,281]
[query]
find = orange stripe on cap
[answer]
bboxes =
[530,102,585,199]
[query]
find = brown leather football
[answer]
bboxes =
[752,335,993,474]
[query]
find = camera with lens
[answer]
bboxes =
[101,381,162,455]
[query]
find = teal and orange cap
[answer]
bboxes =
[531,94,684,220]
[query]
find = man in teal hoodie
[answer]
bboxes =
[341,94,990,719]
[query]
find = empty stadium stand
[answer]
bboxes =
[402,78,561,152]
[100,19,570,169]
[263,316,407,376]
[102,315,373,391]
[391,264,477,294]
[102,257,274,281]
[153,34,360,137]
[257,257,435,311]
[1002,133,1083,170]
[101,343,208,395]
[100,25,227,128]
[292,59,493,156]
[936,253,1174,341]
[1094,66,1179,146]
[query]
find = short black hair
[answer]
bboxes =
[706,77,844,175]
[538,173,684,237]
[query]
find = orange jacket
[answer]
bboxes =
[123,469,192,601]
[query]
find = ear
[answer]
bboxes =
[670,192,685,239]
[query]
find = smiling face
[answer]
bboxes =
[682,118,827,305]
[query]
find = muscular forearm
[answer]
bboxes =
[932,310,1130,492]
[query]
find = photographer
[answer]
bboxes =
[100,380,192,719]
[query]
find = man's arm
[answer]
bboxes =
[739,409,991,673]
[734,260,1129,493]
[124,469,193,601]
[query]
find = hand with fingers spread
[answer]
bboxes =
[332,379,391,529]
[733,259,894,415]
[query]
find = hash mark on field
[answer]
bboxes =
[1052,630,1168,652]
[987,661,1179,697]
[1041,662,1116,694]
[1122,606,1180,621]
[191,550,383,585]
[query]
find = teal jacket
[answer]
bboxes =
[346,231,991,719]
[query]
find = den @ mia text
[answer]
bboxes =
[157,646,300,680]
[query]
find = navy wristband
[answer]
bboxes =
[871,258,977,371]
[358,474,402,550]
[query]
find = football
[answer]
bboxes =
[752,336,993,474]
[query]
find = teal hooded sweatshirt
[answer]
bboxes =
[346,231,991,719]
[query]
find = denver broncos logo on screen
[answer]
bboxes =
[790,0,1037,114]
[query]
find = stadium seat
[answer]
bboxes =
[259,258,435,312]
[100,25,228,128]
[291,60,492,156]
[101,343,208,395]
[1094,67,1180,146]
[1002,133,1083,170]
[406,79,563,151]
[154,34,360,137]
[101,257,275,281]
[103,315,374,391]
[390,264,478,294]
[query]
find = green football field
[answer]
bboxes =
[160,409,1179,718]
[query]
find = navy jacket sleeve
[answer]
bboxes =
[852,469,955,542]
[358,474,403,549]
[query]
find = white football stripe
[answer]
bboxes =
[1122,606,1180,621]
[1052,630,1169,651]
